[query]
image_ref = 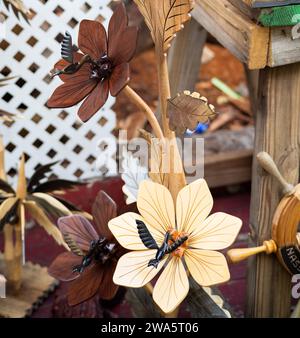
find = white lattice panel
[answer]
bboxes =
[0,0,117,182]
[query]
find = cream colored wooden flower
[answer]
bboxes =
[108,179,242,314]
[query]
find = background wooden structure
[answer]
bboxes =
[168,0,300,317]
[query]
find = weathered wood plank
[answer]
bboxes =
[247,63,300,317]
[193,0,270,69]
[268,27,300,67]
[168,18,207,96]
[204,149,253,188]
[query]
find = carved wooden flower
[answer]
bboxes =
[109,179,242,314]
[48,191,125,306]
[47,3,138,122]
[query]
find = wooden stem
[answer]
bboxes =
[156,53,186,200]
[9,204,25,293]
[227,240,277,264]
[157,53,172,137]
[13,225,22,293]
[3,224,15,288]
[164,306,180,318]
[122,86,164,140]
[144,282,153,295]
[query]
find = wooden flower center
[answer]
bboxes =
[90,54,113,81]
[168,229,188,258]
[73,238,117,274]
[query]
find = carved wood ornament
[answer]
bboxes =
[227,152,300,275]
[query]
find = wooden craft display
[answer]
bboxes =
[227,152,300,275]
[0,254,58,318]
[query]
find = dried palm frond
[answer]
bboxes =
[1,0,31,22]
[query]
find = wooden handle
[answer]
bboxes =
[227,240,277,264]
[257,152,294,195]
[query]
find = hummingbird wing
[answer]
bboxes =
[61,31,74,64]
[136,220,159,250]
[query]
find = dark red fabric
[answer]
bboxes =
[0,178,250,317]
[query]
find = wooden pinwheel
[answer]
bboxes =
[227,152,300,276]
[0,143,82,292]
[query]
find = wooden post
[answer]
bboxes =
[168,18,207,96]
[247,63,300,317]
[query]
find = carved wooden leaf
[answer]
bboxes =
[134,0,193,52]
[168,91,217,134]
[121,152,149,205]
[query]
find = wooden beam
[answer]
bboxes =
[268,27,300,67]
[247,63,300,317]
[193,0,270,70]
[168,18,207,96]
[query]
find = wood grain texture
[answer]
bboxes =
[193,0,269,70]
[133,0,193,54]
[268,28,300,67]
[168,18,207,96]
[247,63,300,318]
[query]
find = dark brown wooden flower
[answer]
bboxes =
[48,191,126,306]
[47,3,138,122]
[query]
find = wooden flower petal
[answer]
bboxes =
[68,264,104,306]
[98,262,118,300]
[47,75,97,109]
[153,257,189,314]
[92,190,117,240]
[78,79,109,122]
[58,215,98,252]
[109,27,138,66]
[109,63,129,97]
[108,212,163,250]
[176,179,213,234]
[137,180,175,235]
[108,3,127,46]
[48,252,81,282]
[113,250,166,288]
[185,249,230,287]
[78,20,107,59]
[188,212,242,250]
